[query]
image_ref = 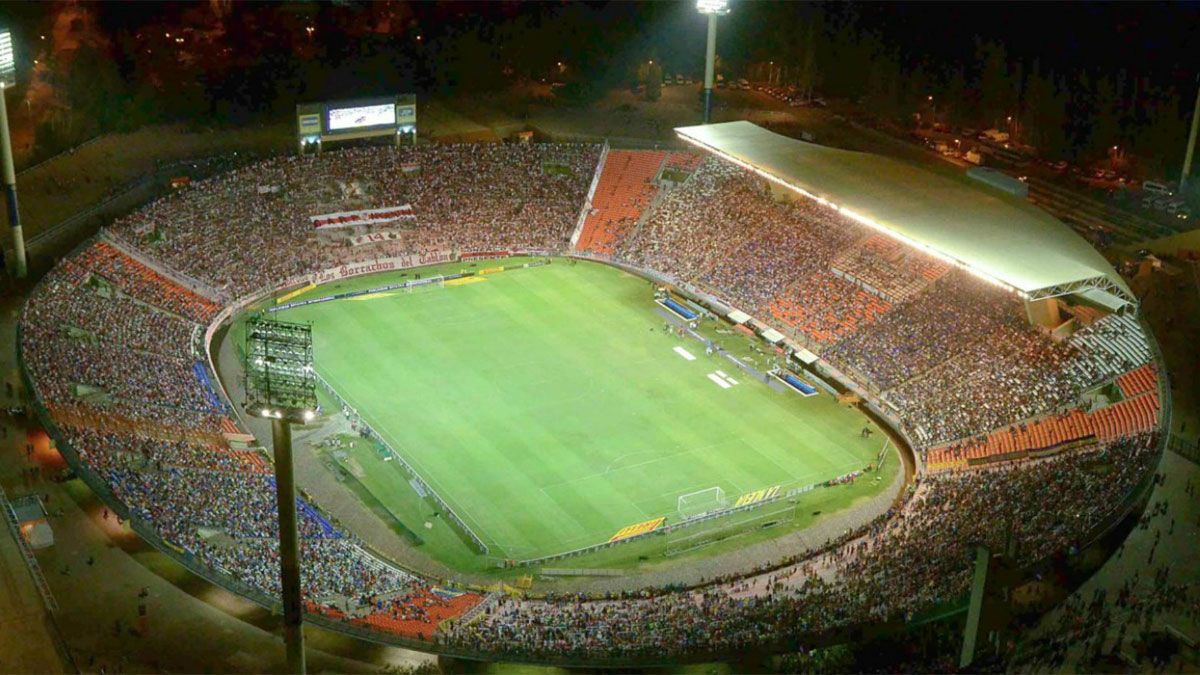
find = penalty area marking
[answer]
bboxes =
[707,371,739,389]
[707,373,732,389]
[673,346,696,361]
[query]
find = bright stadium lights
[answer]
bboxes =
[242,317,316,674]
[675,131,1030,299]
[0,30,14,87]
[0,27,25,278]
[697,0,729,124]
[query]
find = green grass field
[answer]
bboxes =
[278,260,884,563]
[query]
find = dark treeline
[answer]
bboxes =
[728,3,1196,174]
[0,1,1194,175]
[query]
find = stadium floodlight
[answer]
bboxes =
[696,0,729,15]
[0,28,25,278]
[243,317,317,675]
[696,0,729,124]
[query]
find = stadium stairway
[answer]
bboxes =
[576,150,699,255]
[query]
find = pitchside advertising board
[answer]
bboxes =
[296,95,416,148]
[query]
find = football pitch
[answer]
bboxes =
[278,260,882,562]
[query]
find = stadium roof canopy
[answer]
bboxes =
[675,121,1134,310]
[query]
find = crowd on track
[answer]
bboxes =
[18,143,1162,659]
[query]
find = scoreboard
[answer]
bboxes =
[296,95,416,152]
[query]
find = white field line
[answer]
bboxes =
[320,368,505,554]
[539,437,741,495]
[707,373,732,389]
[673,345,696,361]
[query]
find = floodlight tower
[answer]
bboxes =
[0,29,25,278]
[243,317,319,675]
[697,0,729,125]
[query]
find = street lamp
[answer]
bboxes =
[697,0,729,124]
[243,317,319,675]
[0,29,26,278]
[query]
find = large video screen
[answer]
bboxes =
[327,103,397,132]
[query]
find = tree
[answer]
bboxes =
[861,46,902,121]
[1022,63,1068,156]
[976,39,1015,129]
[941,66,970,128]
[1087,74,1122,159]
[637,60,663,101]
[796,18,820,99]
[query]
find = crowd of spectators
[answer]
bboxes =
[18,142,1164,660]
[612,157,1151,446]
[451,435,1157,659]
[830,234,950,304]
[108,143,600,300]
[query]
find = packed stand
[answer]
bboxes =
[109,143,601,299]
[18,139,1166,660]
[830,234,950,303]
[451,435,1157,660]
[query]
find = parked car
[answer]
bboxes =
[1142,180,1173,196]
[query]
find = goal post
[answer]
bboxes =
[677,486,727,521]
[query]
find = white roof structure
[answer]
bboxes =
[675,121,1134,309]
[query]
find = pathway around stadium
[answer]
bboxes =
[1015,451,1200,672]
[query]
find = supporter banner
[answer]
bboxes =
[350,230,403,247]
[311,205,415,230]
[310,250,454,285]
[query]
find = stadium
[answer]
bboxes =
[16,115,1167,668]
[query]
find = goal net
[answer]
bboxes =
[406,275,445,293]
[677,486,727,521]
